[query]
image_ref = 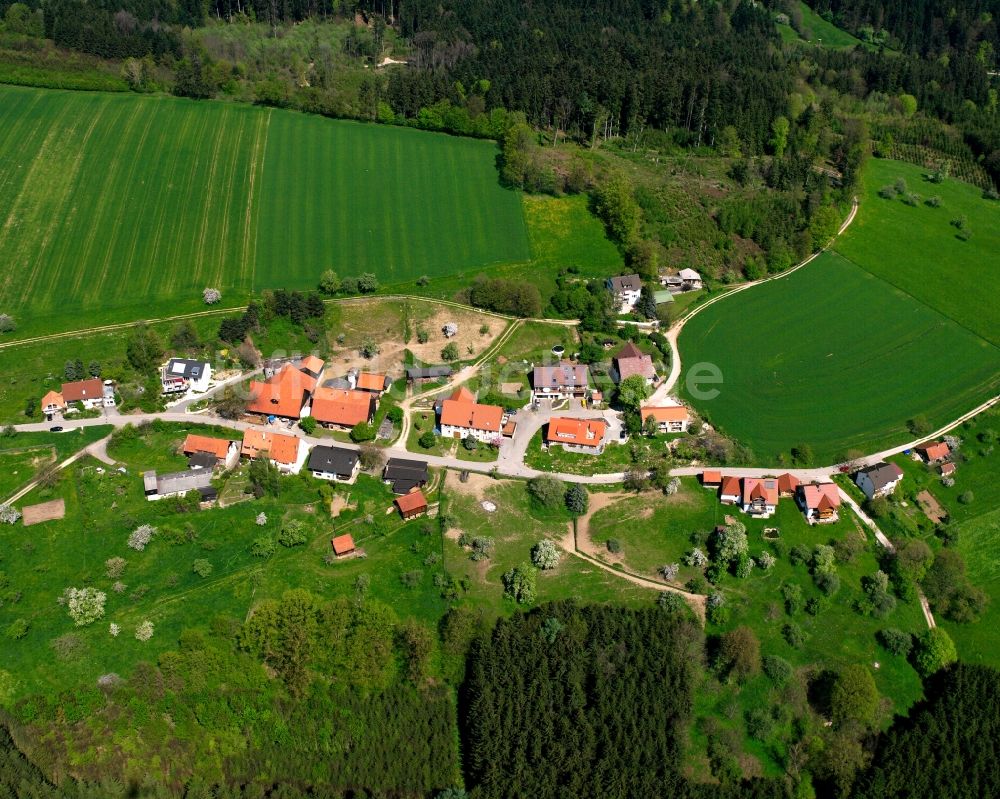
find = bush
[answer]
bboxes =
[502,562,537,604]
[0,504,21,524]
[565,483,589,515]
[913,628,957,676]
[782,622,805,648]
[5,618,29,640]
[202,287,222,304]
[462,435,478,451]
[878,628,912,656]
[135,621,154,642]
[815,570,841,596]
[958,491,974,505]
[418,430,437,449]
[531,539,561,570]
[658,592,687,613]
[63,587,106,626]
[469,537,495,562]
[762,654,793,684]
[527,475,565,509]
[278,520,308,547]
[127,524,157,551]
[606,538,622,554]
[350,422,376,443]
[104,557,127,579]
[251,536,276,559]
[192,559,213,578]
[0,314,15,333]
[441,342,460,362]
[299,415,317,434]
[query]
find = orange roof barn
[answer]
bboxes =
[311,387,374,428]
[331,534,355,556]
[183,434,232,459]
[395,489,429,518]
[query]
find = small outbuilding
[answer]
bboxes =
[395,489,429,520]
[330,534,356,557]
[701,470,722,488]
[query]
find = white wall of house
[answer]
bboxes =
[855,472,901,500]
[440,423,497,444]
[653,419,689,433]
[311,463,360,484]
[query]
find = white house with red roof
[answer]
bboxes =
[799,482,841,523]
[741,477,779,517]
[438,387,504,444]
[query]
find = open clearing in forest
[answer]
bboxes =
[0,85,529,333]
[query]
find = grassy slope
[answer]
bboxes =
[796,2,866,48]
[680,250,999,462]
[835,158,1000,346]
[0,85,529,335]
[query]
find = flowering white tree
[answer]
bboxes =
[255,512,268,526]
[531,539,561,570]
[109,623,121,638]
[203,287,222,305]
[0,313,15,333]
[707,592,726,610]
[104,557,127,578]
[713,522,748,563]
[63,587,106,626]
[112,581,126,593]
[660,563,680,580]
[684,548,708,567]
[664,477,681,496]
[135,621,154,641]
[0,504,21,524]
[757,551,776,570]
[127,524,157,551]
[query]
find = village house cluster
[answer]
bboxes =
[701,470,843,523]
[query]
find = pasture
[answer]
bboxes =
[835,158,1000,346]
[679,251,999,463]
[0,85,529,333]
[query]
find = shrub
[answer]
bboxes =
[192,559,213,578]
[789,543,811,566]
[255,512,268,526]
[63,587,106,626]
[441,342,460,361]
[0,504,21,524]
[757,551,776,570]
[418,430,437,449]
[782,583,803,615]
[782,622,806,648]
[811,544,836,574]
[400,570,423,588]
[469,537,495,561]
[462,435,478,451]
[359,339,380,359]
[958,491,974,505]
[913,628,957,676]
[658,592,687,613]
[0,314,15,333]
[127,524,156,551]
[684,548,708,567]
[815,570,841,596]
[109,623,121,638]
[135,621,154,642]
[878,628,912,657]
[606,538,622,554]
[527,475,565,509]
[104,557,127,579]
[502,562,537,604]
[350,422,376,442]
[762,654,793,684]
[565,483,589,515]
[299,415,317,434]
[5,618,29,640]
[278,520,308,547]
[531,539,561,570]
[251,536,276,559]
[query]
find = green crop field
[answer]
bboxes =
[836,159,1000,346]
[680,251,1000,463]
[0,85,529,334]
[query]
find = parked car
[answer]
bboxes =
[49,425,64,432]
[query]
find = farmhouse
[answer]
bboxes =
[395,488,429,520]
[719,476,741,504]
[545,417,608,453]
[406,365,453,384]
[310,387,376,429]
[384,458,429,494]
[776,473,800,497]
[143,469,215,502]
[182,434,239,470]
[308,445,360,483]
[61,378,107,409]
[438,387,503,443]
[240,429,304,473]
[799,482,841,523]
[741,477,779,517]
[606,274,643,314]
[613,342,657,384]
[855,462,904,499]
[640,406,690,433]
[531,363,590,402]
[660,268,702,293]
[248,363,318,420]
[916,441,951,463]
[330,534,356,557]
[162,359,212,394]
[701,470,722,489]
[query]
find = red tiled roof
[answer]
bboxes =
[545,417,607,448]
[247,364,317,419]
[440,398,503,432]
[777,473,800,494]
[702,470,722,485]
[183,434,232,459]
[311,387,373,427]
[940,462,956,476]
[641,406,690,424]
[395,489,428,515]
[447,386,475,403]
[331,534,355,555]
[742,477,779,506]
[299,355,325,375]
[720,476,741,496]
[241,429,300,465]
[356,372,387,392]
[800,482,841,511]
[917,441,951,461]
[61,378,104,402]
[41,390,65,410]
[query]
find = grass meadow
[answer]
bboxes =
[836,158,1000,345]
[680,250,999,463]
[0,85,529,334]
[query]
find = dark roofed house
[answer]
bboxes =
[162,358,212,393]
[383,458,429,494]
[144,469,214,502]
[855,462,904,499]
[606,273,643,313]
[308,445,360,483]
[406,365,453,384]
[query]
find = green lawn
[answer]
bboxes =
[835,159,1000,346]
[945,508,1000,667]
[680,250,999,463]
[794,2,867,49]
[0,85,529,336]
